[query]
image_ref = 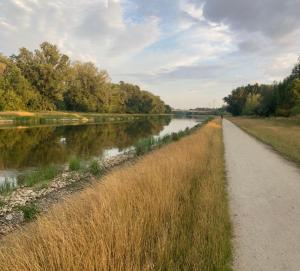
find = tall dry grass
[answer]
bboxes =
[0,120,231,271]
[229,117,300,165]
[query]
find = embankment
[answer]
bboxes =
[0,119,231,271]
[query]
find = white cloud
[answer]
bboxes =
[0,0,160,67]
[0,0,300,108]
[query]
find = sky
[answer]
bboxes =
[0,0,300,109]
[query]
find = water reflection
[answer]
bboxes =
[0,117,173,170]
[0,116,203,181]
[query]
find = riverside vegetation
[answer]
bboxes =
[0,120,205,196]
[229,117,300,165]
[0,42,171,114]
[0,119,232,271]
[0,121,206,236]
[0,111,171,127]
[224,57,300,117]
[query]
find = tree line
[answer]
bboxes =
[224,58,300,116]
[0,42,171,114]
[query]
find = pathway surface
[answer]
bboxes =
[223,119,300,271]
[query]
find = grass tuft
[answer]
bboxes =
[18,204,39,222]
[89,160,103,176]
[69,157,82,171]
[18,165,60,187]
[0,179,16,195]
[134,137,156,156]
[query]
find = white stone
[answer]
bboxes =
[5,214,13,221]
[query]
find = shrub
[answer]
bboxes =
[19,204,39,222]
[171,132,180,141]
[69,157,82,171]
[89,160,103,176]
[134,137,156,156]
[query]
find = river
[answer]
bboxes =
[0,116,209,186]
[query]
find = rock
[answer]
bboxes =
[5,214,13,221]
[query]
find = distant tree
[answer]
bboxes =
[0,42,171,114]
[256,85,277,116]
[242,94,261,115]
[12,42,70,109]
[223,87,248,116]
[164,104,172,114]
[64,61,110,112]
[290,58,300,80]
[0,54,41,111]
[224,57,300,117]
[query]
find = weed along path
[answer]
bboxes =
[223,119,300,271]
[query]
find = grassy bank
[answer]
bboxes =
[228,117,300,165]
[0,120,232,271]
[0,111,172,127]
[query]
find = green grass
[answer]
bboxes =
[89,160,104,176]
[229,116,300,165]
[133,122,207,156]
[69,157,82,171]
[0,179,16,195]
[18,204,39,222]
[18,165,60,188]
[134,137,156,156]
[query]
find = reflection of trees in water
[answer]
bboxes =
[0,116,171,170]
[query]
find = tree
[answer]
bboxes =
[1,42,171,114]
[13,42,70,109]
[0,55,41,111]
[242,94,261,115]
[224,57,300,117]
[256,85,277,116]
[64,61,110,112]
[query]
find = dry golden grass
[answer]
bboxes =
[0,111,35,117]
[0,120,231,271]
[228,117,300,165]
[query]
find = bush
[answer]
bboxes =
[134,137,156,156]
[19,204,39,222]
[171,133,180,141]
[291,105,300,115]
[89,160,103,176]
[276,108,291,117]
[69,157,82,171]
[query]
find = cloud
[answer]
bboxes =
[0,0,300,108]
[0,0,160,64]
[201,0,300,39]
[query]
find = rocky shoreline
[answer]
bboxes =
[0,152,135,237]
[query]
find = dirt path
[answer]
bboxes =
[223,119,300,271]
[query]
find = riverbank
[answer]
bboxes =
[0,152,135,235]
[0,123,204,236]
[0,119,232,270]
[0,111,172,128]
[228,116,300,165]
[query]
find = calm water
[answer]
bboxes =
[0,116,206,184]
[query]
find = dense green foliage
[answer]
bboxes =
[0,42,171,113]
[224,58,300,116]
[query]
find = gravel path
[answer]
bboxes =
[223,119,300,271]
